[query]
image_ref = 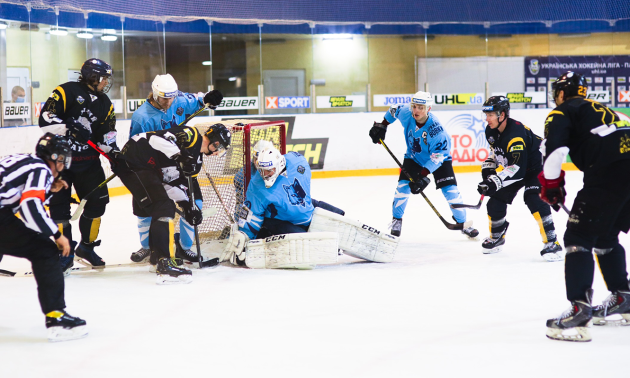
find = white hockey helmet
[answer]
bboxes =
[256,146,286,188]
[252,140,274,163]
[152,74,178,101]
[410,91,433,110]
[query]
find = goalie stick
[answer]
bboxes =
[205,172,236,223]
[450,195,485,210]
[379,139,465,231]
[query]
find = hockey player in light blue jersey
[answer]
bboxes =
[128,73,224,264]
[369,91,478,239]
[238,147,344,240]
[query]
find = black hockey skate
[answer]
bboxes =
[453,217,479,240]
[592,290,630,326]
[156,257,192,285]
[45,310,88,342]
[130,247,151,263]
[75,240,105,268]
[540,241,563,262]
[174,234,199,263]
[59,240,78,277]
[390,217,402,237]
[481,221,509,254]
[546,289,593,342]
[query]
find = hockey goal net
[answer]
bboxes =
[181,119,286,244]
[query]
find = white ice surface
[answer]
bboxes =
[1,171,628,378]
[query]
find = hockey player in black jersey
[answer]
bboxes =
[477,96,561,260]
[39,58,118,273]
[113,124,231,284]
[540,71,630,342]
[0,134,87,342]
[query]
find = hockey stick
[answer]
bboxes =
[179,104,209,127]
[379,139,465,231]
[0,269,16,277]
[205,172,236,224]
[560,203,571,215]
[182,167,205,269]
[450,195,485,210]
[70,173,117,221]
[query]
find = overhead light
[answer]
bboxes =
[49,27,68,36]
[322,34,353,41]
[202,61,212,66]
[77,30,94,39]
[228,77,237,82]
[0,21,8,30]
[101,34,117,41]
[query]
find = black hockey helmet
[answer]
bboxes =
[80,58,113,93]
[204,124,231,154]
[36,133,72,169]
[552,71,587,100]
[482,96,510,117]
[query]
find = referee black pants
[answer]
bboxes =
[0,209,65,314]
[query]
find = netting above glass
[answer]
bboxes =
[1,0,629,34]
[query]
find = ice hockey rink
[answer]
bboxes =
[1,170,628,378]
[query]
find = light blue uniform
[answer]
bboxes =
[385,105,466,222]
[239,152,314,239]
[130,91,204,251]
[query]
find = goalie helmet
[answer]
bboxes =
[36,133,72,170]
[252,140,274,164]
[551,71,587,102]
[152,74,179,101]
[80,58,113,93]
[410,91,433,109]
[256,146,286,188]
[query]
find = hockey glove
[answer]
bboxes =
[203,90,223,108]
[409,176,430,194]
[538,170,566,212]
[481,158,497,181]
[66,119,91,144]
[179,201,203,226]
[369,122,387,144]
[174,151,198,176]
[477,175,502,196]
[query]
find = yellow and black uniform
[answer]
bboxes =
[484,118,557,246]
[38,81,117,258]
[543,97,630,302]
[114,125,203,260]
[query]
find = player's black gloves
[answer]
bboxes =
[409,176,430,194]
[203,90,223,109]
[481,158,497,181]
[179,201,203,226]
[477,175,502,196]
[369,122,387,144]
[174,150,198,176]
[66,119,91,144]
[538,171,566,212]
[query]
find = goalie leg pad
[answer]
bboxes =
[245,232,339,269]
[308,208,399,263]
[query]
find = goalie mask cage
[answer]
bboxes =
[179,119,286,243]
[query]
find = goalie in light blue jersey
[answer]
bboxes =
[238,148,344,240]
[127,73,224,264]
[368,91,478,239]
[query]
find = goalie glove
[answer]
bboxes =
[538,170,566,212]
[477,175,502,196]
[481,158,497,181]
[220,225,249,265]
